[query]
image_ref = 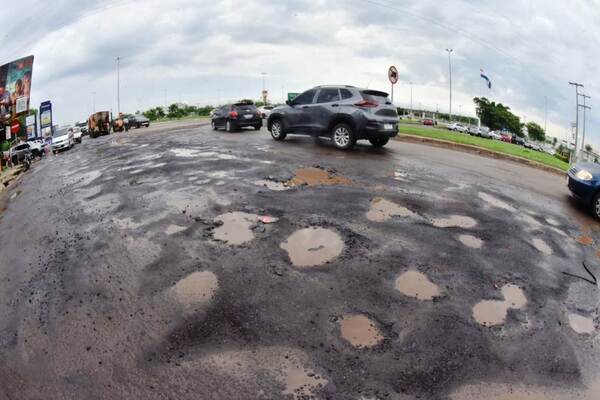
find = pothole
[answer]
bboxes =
[168,271,218,312]
[280,227,344,267]
[254,179,290,191]
[532,238,552,255]
[165,224,187,235]
[473,284,527,326]
[284,365,328,398]
[431,215,477,229]
[395,270,441,300]
[478,192,516,212]
[577,235,594,246]
[568,313,595,334]
[287,167,352,187]
[213,212,275,245]
[366,197,415,222]
[339,315,384,348]
[458,234,484,249]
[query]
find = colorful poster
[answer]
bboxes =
[0,55,34,123]
[40,101,52,129]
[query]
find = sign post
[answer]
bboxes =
[388,65,398,104]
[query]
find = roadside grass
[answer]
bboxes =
[399,124,569,171]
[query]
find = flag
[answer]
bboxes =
[480,69,492,89]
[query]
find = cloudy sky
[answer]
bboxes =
[2,0,598,145]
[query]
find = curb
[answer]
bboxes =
[395,134,566,176]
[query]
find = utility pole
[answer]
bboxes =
[580,94,591,152]
[569,81,583,163]
[544,96,547,134]
[116,57,122,114]
[409,82,414,117]
[260,72,267,104]
[445,48,453,121]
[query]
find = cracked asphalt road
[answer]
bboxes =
[1,120,599,399]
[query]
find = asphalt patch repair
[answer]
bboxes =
[1,123,599,400]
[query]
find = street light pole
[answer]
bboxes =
[580,94,591,152]
[260,72,267,104]
[116,57,122,114]
[409,82,414,117]
[569,81,583,162]
[445,48,453,121]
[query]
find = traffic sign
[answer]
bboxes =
[11,120,20,135]
[388,66,398,84]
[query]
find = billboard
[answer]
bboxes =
[0,55,34,123]
[40,100,52,137]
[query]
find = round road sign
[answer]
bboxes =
[11,120,20,135]
[388,66,398,84]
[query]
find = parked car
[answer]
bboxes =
[211,101,262,132]
[467,125,480,136]
[489,131,502,140]
[447,123,467,133]
[500,132,512,143]
[75,120,88,135]
[51,127,75,153]
[422,118,434,126]
[512,135,526,146]
[9,142,33,164]
[26,138,44,156]
[129,114,150,128]
[267,85,398,150]
[568,162,600,218]
[71,127,83,143]
[258,105,275,119]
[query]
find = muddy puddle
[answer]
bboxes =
[339,315,384,348]
[366,197,415,222]
[431,215,477,229]
[395,270,441,300]
[473,284,527,326]
[280,227,344,267]
[577,235,594,246]
[532,238,552,255]
[213,212,261,245]
[254,179,290,191]
[458,234,484,249]
[284,365,328,398]
[287,167,352,187]
[168,271,218,311]
[568,313,595,334]
[165,224,187,235]
[478,192,516,212]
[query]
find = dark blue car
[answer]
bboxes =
[567,162,600,218]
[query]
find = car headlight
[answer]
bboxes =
[576,169,593,181]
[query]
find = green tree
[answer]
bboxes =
[552,137,557,146]
[167,104,185,119]
[473,97,523,136]
[585,144,593,152]
[197,106,214,116]
[526,122,545,142]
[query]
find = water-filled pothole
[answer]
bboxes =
[254,179,290,191]
[339,315,384,348]
[280,227,344,267]
[168,271,218,312]
[213,212,276,245]
[458,234,484,249]
[395,270,441,300]
[287,167,352,187]
[366,197,415,222]
[472,284,527,326]
[478,192,516,212]
[431,215,477,229]
[532,238,552,255]
[568,313,595,334]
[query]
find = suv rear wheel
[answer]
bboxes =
[226,120,236,133]
[332,123,356,150]
[270,119,286,141]
[211,120,218,131]
[369,137,389,148]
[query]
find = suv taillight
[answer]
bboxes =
[355,100,378,108]
[229,111,238,118]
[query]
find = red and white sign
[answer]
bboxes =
[388,65,398,84]
[11,120,20,135]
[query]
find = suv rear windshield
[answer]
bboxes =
[360,90,391,104]
[233,104,257,112]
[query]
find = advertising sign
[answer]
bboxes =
[287,93,299,101]
[25,115,35,126]
[40,100,52,132]
[0,55,34,123]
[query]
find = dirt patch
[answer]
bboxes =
[458,234,484,249]
[532,238,552,255]
[472,284,527,326]
[339,315,384,348]
[432,215,477,229]
[165,224,187,235]
[366,197,415,222]
[280,227,344,267]
[478,192,516,212]
[168,271,218,312]
[568,313,595,334]
[287,167,352,187]
[395,270,441,300]
[577,235,594,246]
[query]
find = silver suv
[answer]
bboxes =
[267,85,398,150]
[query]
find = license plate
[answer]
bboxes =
[384,124,393,130]
[244,114,253,119]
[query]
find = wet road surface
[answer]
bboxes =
[0,121,599,399]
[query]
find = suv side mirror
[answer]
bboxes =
[285,100,291,106]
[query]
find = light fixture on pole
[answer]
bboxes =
[445,48,453,121]
[579,93,591,152]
